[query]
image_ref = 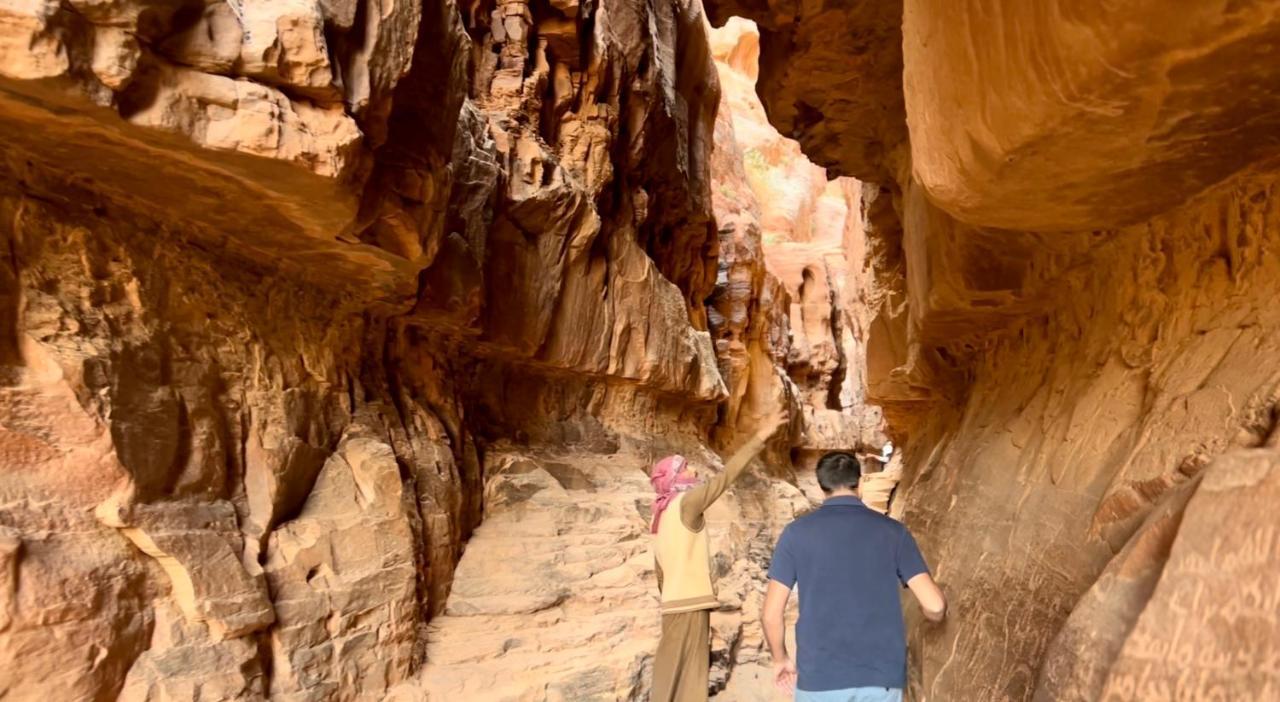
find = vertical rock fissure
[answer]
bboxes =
[824,261,848,412]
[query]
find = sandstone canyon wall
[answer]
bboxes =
[702,0,1280,699]
[0,1,877,700]
[706,17,883,469]
[404,17,881,700]
[10,0,1275,699]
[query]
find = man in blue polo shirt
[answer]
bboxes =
[762,451,946,701]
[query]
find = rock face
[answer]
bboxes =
[701,0,1280,699]
[392,16,885,700]
[707,18,885,466]
[902,0,1280,231]
[400,444,808,701]
[703,0,907,184]
[0,0,872,700]
[900,171,1280,701]
[1092,445,1280,700]
[17,0,1279,699]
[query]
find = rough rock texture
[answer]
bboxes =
[0,0,874,699]
[704,24,792,455]
[899,170,1280,701]
[701,0,1280,699]
[1033,443,1280,701]
[397,15,886,698]
[706,18,884,466]
[0,165,484,700]
[26,0,1280,699]
[398,444,808,700]
[263,432,423,698]
[706,0,906,183]
[1095,444,1280,700]
[703,0,907,184]
[1031,473,1201,702]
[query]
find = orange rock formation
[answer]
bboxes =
[703,0,1280,698]
[5,0,1279,700]
[0,1,872,699]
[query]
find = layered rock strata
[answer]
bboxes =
[397,444,809,700]
[0,0,880,700]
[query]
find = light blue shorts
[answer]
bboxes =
[795,687,903,702]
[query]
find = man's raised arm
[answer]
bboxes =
[679,409,787,530]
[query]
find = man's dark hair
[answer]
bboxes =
[816,452,862,493]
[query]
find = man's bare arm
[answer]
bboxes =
[907,573,947,622]
[680,409,787,530]
[763,579,796,689]
[763,579,791,661]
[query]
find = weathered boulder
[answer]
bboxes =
[264,432,422,700]
[98,498,275,642]
[118,600,266,702]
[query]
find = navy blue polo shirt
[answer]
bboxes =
[767,496,930,691]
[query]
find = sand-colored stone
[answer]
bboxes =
[16,0,1280,699]
[99,499,276,642]
[1033,475,1201,701]
[903,0,1280,231]
[895,168,1280,702]
[0,0,68,81]
[264,431,422,700]
[1097,447,1280,699]
[400,444,810,700]
[118,599,266,702]
[124,64,360,179]
[703,2,1280,700]
[708,19,885,466]
[704,0,906,183]
[0,0,836,698]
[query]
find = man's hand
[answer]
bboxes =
[772,657,797,691]
[755,403,790,441]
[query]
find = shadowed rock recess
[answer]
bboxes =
[2,1,1278,702]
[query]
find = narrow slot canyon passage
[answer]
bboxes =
[1,1,1279,701]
